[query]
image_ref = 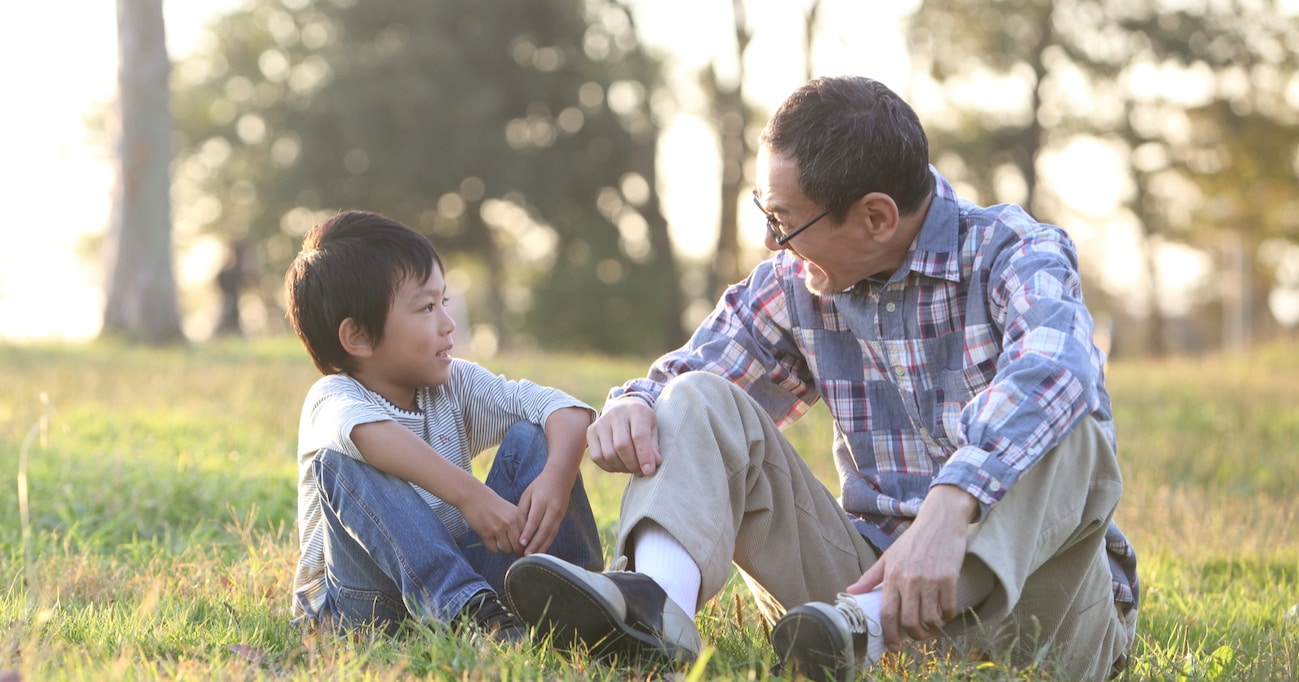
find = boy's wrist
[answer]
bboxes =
[444,474,492,510]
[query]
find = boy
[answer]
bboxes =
[284,209,602,642]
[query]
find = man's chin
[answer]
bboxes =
[803,265,834,297]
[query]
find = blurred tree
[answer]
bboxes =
[172,0,683,354]
[701,0,755,298]
[103,0,184,344]
[1117,6,1299,346]
[909,0,1299,354]
[700,0,820,300]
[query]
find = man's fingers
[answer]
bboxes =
[848,563,883,595]
[588,399,660,475]
[879,584,903,651]
[609,403,659,476]
[632,420,660,476]
[586,422,617,471]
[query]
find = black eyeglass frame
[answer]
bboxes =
[751,191,834,246]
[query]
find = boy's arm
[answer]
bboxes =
[518,406,591,555]
[350,419,524,555]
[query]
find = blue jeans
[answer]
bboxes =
[313,421,602,632]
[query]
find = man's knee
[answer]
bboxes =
[658,372,741,416]
[663,370,731,395]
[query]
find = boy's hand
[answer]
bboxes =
[517,471,571,555]
[461,488,524,555]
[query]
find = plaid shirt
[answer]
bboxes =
[609,169,1138,609]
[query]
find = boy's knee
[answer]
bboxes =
[311,448,349,478]
[498,420,545,458]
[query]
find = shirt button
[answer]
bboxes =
[885,302,897,312]
[893,366,905,378]
[989,480,1002,492]
[919,427,929,438]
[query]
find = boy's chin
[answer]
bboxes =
[425,366,453,387]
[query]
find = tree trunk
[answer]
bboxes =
[804,0,821,83]
[103,0,184,344]
[710,77,746,296]
[633,143,687,348]
[707,0,753,298]
[467,203,508,350]
[1021,12,1051,218]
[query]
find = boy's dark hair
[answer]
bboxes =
[285,210,444,375]
[761,76,934,221]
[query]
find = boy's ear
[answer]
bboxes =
[338,318,374,358]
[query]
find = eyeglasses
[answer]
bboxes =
[751,190,833,246]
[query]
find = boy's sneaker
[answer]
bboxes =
[456,591,527,644]
[770,591,885,682]
[504,554,701,664]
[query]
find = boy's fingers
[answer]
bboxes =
[526,513,560,555]
[519,503,538,548]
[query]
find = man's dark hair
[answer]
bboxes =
[285,210,443,375]
[760,76,934,220]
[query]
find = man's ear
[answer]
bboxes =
[338,318,374,358]
[860,192,900,240]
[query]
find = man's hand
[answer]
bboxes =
[586,397,661,476]
[460,488,525,556]
[848,485,978,651]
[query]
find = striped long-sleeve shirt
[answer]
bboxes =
[291,360,592,618]
[610,169,1138,611]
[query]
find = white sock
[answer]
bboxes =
[844,588,886,664]
[630,522,701,616]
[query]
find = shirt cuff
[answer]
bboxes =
[606,378,665,409]
[931,445,1018,519]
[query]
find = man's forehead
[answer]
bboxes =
[755,149,800,200]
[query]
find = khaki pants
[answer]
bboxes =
[614,372,1134,681]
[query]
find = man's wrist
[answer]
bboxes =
[925,484,980,524]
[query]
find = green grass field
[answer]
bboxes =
[2,338,1296,680]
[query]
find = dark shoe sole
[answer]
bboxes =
[505,555,688,664]
[771,605,854,682]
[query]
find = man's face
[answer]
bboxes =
[754,147,849,296]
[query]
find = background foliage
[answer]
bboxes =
[139,0,1299,356]
[910,0,1299,352]
[171,0,684,354]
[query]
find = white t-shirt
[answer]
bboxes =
[291,359,592,618]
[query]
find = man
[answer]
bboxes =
[505,76,1138,681]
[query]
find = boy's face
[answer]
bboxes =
[357,266,456,407]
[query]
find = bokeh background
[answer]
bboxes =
[3,0,1297,358]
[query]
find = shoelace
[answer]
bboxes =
[833,592,883,638]
[467,595,521,630]
[476,599,509,625]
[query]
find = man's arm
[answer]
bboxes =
[856,221,1105,649]
[849,484,978,651]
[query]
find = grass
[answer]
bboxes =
[1,337,1296,680]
